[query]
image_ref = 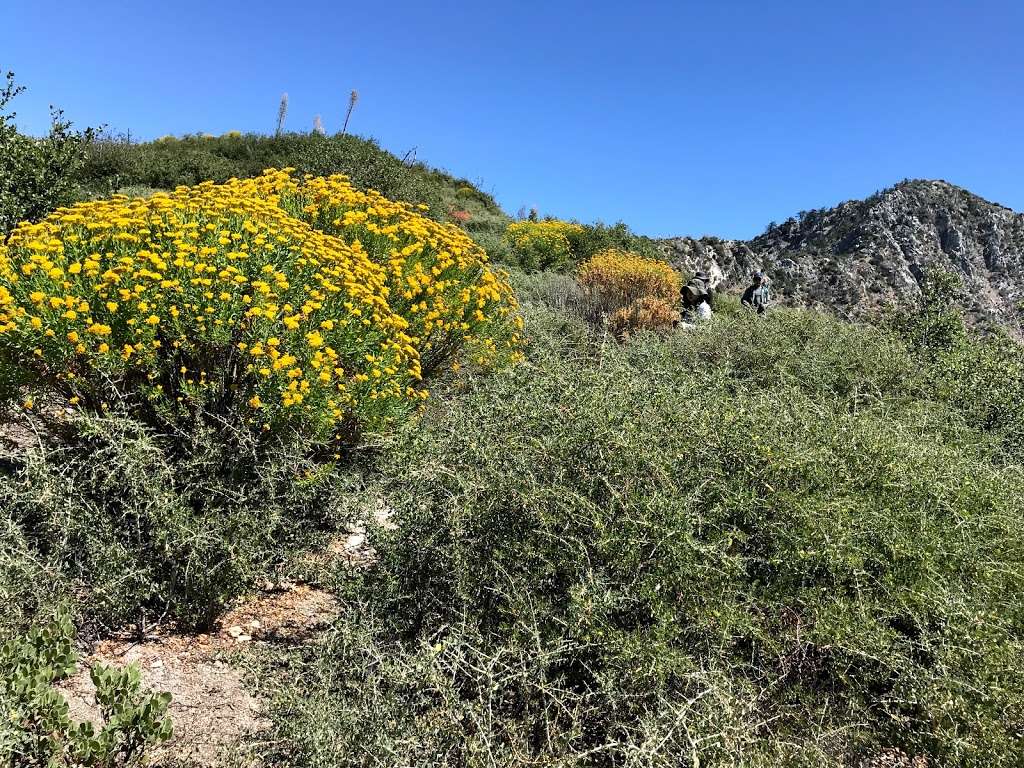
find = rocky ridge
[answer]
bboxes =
[660,180,1024,332]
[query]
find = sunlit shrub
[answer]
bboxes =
[299,306,1024,767]
[283,172,523,373]
[1,614,172,765]
[504,220,585,272]
[0,169,520,441]
[609,296,679,338]
[577,248,681,333]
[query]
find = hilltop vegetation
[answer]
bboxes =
[76,132,505,229]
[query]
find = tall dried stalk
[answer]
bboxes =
[276,92,288,136]
[341,90,359,135]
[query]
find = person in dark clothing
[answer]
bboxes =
[680,271,714,320]
[741,271,772,314]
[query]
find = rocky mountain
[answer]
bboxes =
[660,180,1024,333]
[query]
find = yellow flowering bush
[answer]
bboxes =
[504,220,585,272]
[283,174,522,372]
[577,249,681,335]
[0,169,520,440]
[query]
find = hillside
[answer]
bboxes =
[661,180,1024,332]
[73,139,1024,338]
[74,131,510,233]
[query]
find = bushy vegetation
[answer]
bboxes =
[0,171,520,648]
[76,132,504,229]
[252,286,1024,767]
[577,248,682,335]
[1,614,172,766]
[1,412,349,636]
[502,219,659,273]
[503,220,586,272]
[0,72,96,235]
[885,271,1024,465]
[0,170,520,443]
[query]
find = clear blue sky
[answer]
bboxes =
[5,0,1023,239]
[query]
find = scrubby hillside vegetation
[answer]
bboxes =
[2,73,1024,767]
[76,132,506,232]
[246,274,1024,768]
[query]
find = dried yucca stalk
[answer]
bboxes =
[276,92,288,136]
[342,90,359,135]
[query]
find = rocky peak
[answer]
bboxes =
[660,180,1024,333]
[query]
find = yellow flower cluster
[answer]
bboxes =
[0,169,520,437]
[504,220,585,271]
[284,173,521,370]
[577,249,681,305]
[577,249,681,336]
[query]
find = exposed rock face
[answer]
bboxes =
[660,180,1024,332]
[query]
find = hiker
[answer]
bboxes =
[741,271,772,314]
[680,271,714,322]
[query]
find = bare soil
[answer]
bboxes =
[60,583,341,767]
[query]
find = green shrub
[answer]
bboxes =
[0,614,172,766]
[565,220,660,262]
[503,220,584,272]
[258,305,1024,767]
[0,412,350,635]
[886,270,1024,464]
[501,220,660,273]
[0,72,96,235]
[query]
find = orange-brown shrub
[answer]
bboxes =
[609,296,680,338]
[576,249,681,334]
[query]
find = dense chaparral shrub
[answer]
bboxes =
[0,169,520,442]
[577,248,681,333]
[0,410,352,634]
[883,270,1024,465]
[255,301,1024,768]
[75,132,500,229]
[282,172,523,374]
[503,219,586,272]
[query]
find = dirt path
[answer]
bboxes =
[57,503,393,766]
[61,583,340,767]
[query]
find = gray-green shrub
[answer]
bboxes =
[0,413,351,637]
[258,303,1024,767]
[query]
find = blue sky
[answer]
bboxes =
[5,0,1023,239]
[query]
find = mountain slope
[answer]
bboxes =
[660,180,1024,331]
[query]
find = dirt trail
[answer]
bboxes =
[61,583,340,766]
[58,503,393,766]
